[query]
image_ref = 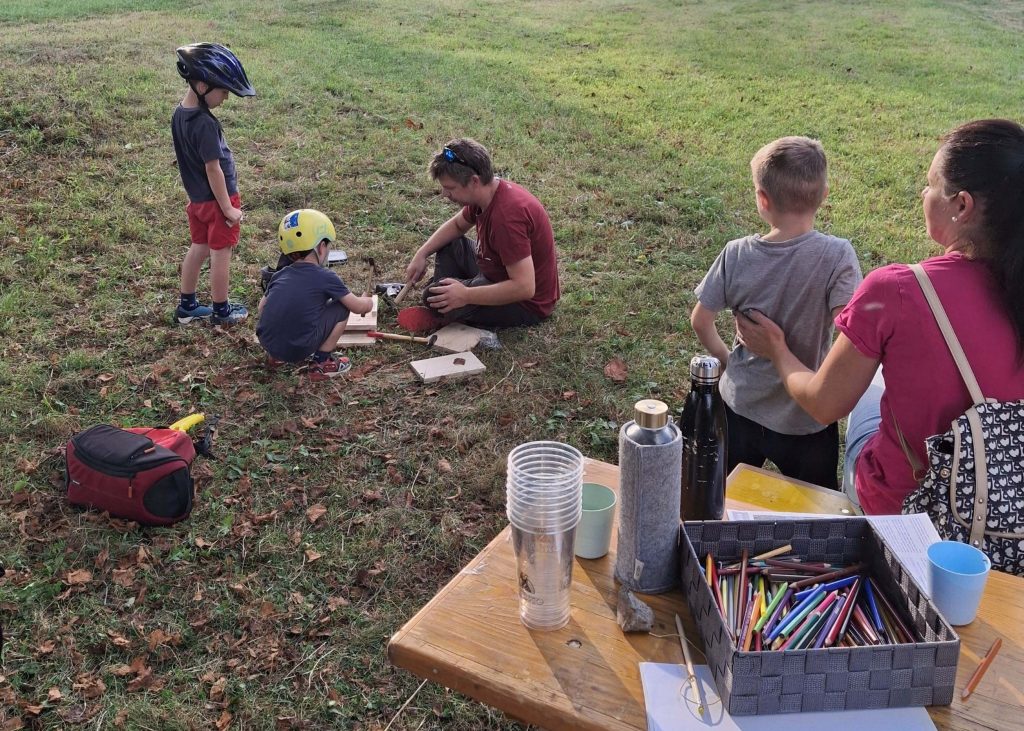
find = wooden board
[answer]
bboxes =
[389,461,1024,731]
[409,351,485,383]
[431,323,488,353]
[346,295,378,331]
[337,332,378,348]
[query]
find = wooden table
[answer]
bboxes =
[389,462,1023,730]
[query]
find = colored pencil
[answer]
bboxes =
[790,563,866,590]
[961,638,1002,701]
[752,544,793,561]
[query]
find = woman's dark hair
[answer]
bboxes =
[940,118,1024,360]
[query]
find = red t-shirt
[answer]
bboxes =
[835,252,1024,514]
[463,179,559,317]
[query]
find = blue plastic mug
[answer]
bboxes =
[927,540,991,625]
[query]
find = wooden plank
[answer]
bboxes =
[388,460,1024,730]
[346,295,378,331]
[431,323,488,353]
[409,351,485,383]
[337,332,378,347]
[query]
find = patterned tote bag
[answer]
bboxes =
[899,264,1024,575]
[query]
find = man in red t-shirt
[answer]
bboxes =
[402,138,560,330]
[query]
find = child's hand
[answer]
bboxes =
[223,206,243,227]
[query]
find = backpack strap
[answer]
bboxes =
[908,264,986,405]
[908,263,989,548]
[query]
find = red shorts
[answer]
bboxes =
[186,193,241,250]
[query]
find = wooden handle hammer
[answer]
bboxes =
[394,282,413,304]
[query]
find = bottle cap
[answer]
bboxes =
[634,399,669,429]
[689,355,721,383]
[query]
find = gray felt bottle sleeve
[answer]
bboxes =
[614,421,682,594]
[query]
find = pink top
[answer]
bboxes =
[835,252,1024,514]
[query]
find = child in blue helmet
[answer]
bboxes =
[257,210,374,380]
[171,42,255,326]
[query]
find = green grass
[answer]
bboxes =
[2,0,1023,727]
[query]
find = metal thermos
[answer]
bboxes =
[615,399,682,593]
[679,356,727,521]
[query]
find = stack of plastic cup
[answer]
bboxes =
[506,441,584,631]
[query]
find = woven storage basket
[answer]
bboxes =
[680,518,959,715]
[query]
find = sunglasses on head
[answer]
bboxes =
[442,146,480,175]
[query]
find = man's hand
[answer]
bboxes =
[223,206,243,227]
[404,253,429,285]
[426,278,469,313]
[734,309,786,361]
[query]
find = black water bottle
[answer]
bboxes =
[679,355,727,521]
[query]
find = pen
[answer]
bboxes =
[961,638,1002,701]
[675,614,705,716]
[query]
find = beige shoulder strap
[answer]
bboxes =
[908,264,986,405]
[909,264,990,547]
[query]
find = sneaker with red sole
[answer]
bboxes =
[396,305,445,334]
[306,355,352,381]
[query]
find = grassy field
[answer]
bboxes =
[1,0,1022,728]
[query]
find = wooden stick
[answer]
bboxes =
[961,638,1002,701]
[674,614,704,717]
[368,330,434,345]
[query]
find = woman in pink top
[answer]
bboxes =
[735,119,1024,515]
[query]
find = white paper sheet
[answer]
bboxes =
[639,662,937,731]
[724,510,940,595]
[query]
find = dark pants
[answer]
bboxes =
[725,404,840,490]
[424,236,543,329]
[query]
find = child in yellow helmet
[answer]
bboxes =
[256,210,373,380]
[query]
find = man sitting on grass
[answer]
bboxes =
[400,138,560,332]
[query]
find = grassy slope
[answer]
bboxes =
[1,0,1022,728]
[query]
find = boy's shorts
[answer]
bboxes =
[258,301,351,363]
[186,192,241,250]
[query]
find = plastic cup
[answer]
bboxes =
[506,441,583,631]
[927,540,991,625]
[573,483,617,559]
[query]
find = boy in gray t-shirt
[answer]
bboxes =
[690,137,862,489]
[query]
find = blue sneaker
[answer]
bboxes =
[175,303,213,325]
[210,303,248,326]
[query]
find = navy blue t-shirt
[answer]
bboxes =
[171,105,237,203]
[257,263,351,361]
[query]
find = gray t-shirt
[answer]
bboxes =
[694,230,862,434]
[171,105,237,203]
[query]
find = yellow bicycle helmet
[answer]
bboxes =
[278,209,336,255]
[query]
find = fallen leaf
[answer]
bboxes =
[562,390,577,400]
[304,549,322,563]
[37,639,57,655]
[194,537,215,548]
[114,709,129,727]
[147,628,172,651]
[2,719,24,730]
[305,504,327,524]
[47,687,62,703]
[436,459,452,474]
[327,596,350,611]
[603,357,628,383]
[259,601,276,618]
[210,676,227,702]
[97,373,115,383]
[65,569,92,585]
[106,630,131,648]
[215,710,233,731]
[403,117,424,130]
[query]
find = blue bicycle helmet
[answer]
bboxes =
[176,42,255,98]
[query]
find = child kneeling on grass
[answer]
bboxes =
[257,209,373,381]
